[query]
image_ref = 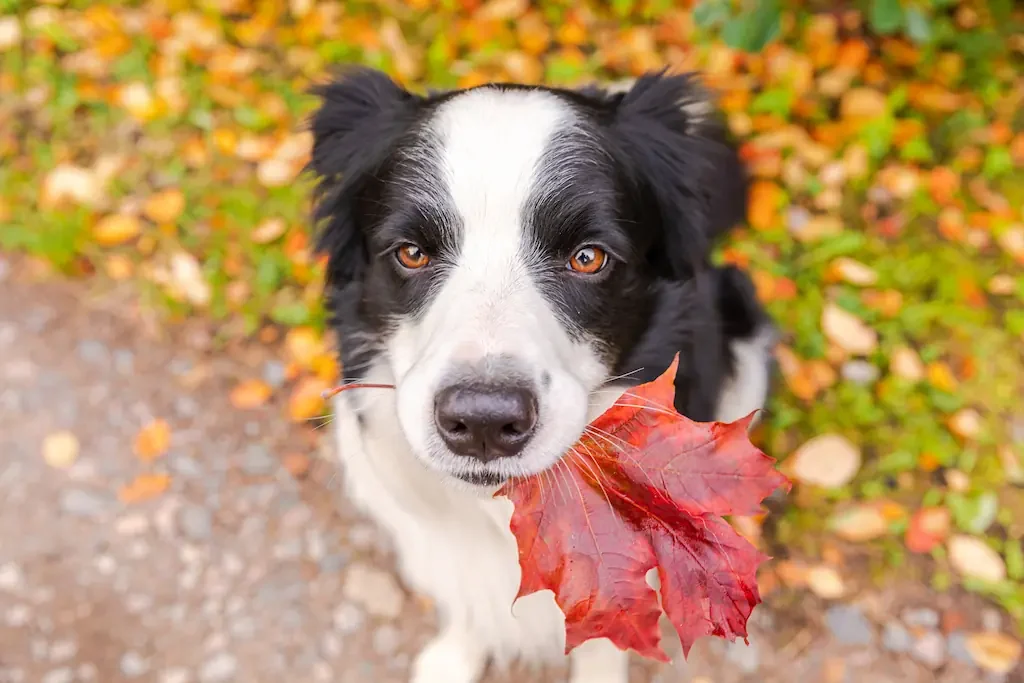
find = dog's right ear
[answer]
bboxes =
[309,67,423,287]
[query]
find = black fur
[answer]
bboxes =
[308,67,770,420]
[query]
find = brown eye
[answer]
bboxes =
[396,243,430,270]
[568,246,608,274]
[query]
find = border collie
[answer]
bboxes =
[310,67,777,683]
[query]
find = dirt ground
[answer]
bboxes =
[0,263,1018,683]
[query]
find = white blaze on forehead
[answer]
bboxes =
[430,87,576,253]
[419,88,580,358]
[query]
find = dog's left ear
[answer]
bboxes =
[594,71,748,280]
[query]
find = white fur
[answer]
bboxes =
[330,87,776,682]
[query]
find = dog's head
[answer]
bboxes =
[310,67,748,486]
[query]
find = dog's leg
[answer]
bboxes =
[410,623,487,683]
[568,638,629,683]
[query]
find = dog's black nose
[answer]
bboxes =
[434,384,538,461]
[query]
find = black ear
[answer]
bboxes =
[308,67,423,288]
[600,71,748,280]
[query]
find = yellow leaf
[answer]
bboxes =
[134,419,171,462]
[42,430,79,469]
[284,327,325,369]
[840,88,887,120]
[288,376,330,422]
[966,633,1022,675]
[119,473,171,503]
[143,189,185,224]
[230,379,273,409]
[93,214,141,246]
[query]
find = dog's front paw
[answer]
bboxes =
[568,638,630,683]
[410,628,486,683]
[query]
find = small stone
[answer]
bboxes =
[825,605,875,646]
[342,564,405,619]
[76,340,109,366]
[5,604,30,627]
[807,565,846,599]
[59,489,112,518]
[723,639,760,673]
[198,653,237,683]
[115,514,151,536]
[113,350,135,374]
[373,625,401,655]
[0,562,24,591]
[49,640,77,662]
[158,668,191,683]
[902,607,940,630]
[841,360,880,385]
[332,603,364,634]
[948,631,973,663]
[169,454,203,478]
[882,621,912,653]
[911,631,947,669]
[120,651,150,678]
[42,669,74,683]
[262,360,288,389]
[241,444,277,476]
[789,434,862,489]
[273,538,303,560]
[982,608,1002,632]
[320,552,349,574]
[178,506,213,541]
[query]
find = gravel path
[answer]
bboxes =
[0,264,1017,683]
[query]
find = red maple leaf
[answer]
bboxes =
[496,355,789,662]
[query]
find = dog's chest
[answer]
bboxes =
[332,398,569,665]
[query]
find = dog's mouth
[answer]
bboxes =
[453,470,507,487]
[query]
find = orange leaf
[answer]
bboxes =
[284,326,325,369]
[747,181,781,231]
[230,379,273,409]
[93,214,142,246]
[288,376,330,422]
[144,188,185,224]
[119,473,171,503]
[134,419,171,462]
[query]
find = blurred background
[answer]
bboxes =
[0,0,1022,681]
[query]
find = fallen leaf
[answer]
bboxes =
[948,408,982,440]
[119,473,171,503]
[806,565,846,599]
[998,445,1023,485]
[905,507,951,554]
[947,535,1006,583]
[251,217,288,244]
[840,88,887,120]
[500,355,787,660]
[829,505,889,542]
[257,158,300,187]
[288,376,331,422]
[283,452,312,478]
[133,419,171,461]
[284,326,325,369]
[93,214,142,246]
[0,16,21,52]
[42,431,79,469]
[987,275,1015,296]
[143,188,185,224]
[821,304,877,356]
[168,251,211,307]
[230,379,273,409]
[889,346,924,381]
[926,362,958,392]
[748,180,782,231]
[965,632,1022,675]
[40,164,103,208]
[829,257,878,286]
[792,215,844,243]
[788,434,861,489]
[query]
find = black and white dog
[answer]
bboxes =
[310,67,777,683]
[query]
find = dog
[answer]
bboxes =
[309,66,777,683]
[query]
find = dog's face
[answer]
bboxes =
[311,69,747,486]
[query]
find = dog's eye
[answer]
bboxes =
[395,243,430,270]
[568,246,608,275]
